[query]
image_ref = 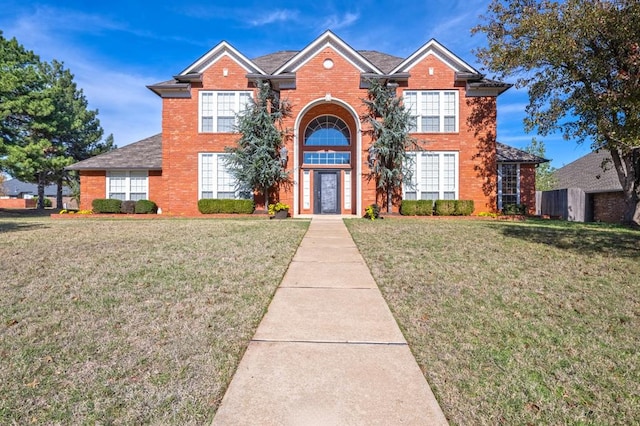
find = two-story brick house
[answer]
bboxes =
[68,31,545,216]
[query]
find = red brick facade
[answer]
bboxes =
[76,32,536,216]
[593,191,626,223]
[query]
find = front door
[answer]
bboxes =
[314,170,341,214]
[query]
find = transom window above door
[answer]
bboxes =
[304,115,350,146]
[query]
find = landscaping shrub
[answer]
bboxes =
[197,199,255,214]
[401,200,435,216]
[400,200,417,216]
[502,203,527,215]
[434,199,456,216]
[35,197,52,208]
[454,200,474,216]
[92,198,122,214]
[121,200,136,214]
[416,200,434,216]
[135,200,158,214]
[364,203,381,220]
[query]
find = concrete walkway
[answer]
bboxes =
[212,216,448,425]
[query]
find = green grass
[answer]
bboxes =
[345,218,639,425]
[0,217,309,425]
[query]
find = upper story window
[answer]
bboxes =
[304,115,350,146]
[199,91,252,133]
[403,90,458,133]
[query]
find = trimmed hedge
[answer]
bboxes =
[400,200,434,216]
[135,199,158,214]
[121,200,136,214]
[401,199,474,216]
[197,199,255,214]
[434,200,456,216]
[454,199,474,216]
[92,198,122,214]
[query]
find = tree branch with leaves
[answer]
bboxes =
[474,0,640,225]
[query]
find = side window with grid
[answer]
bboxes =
[199,153,250,200]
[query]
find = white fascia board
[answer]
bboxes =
[273,30,383,75]
[180,41,266,76]
[390,39,480,75]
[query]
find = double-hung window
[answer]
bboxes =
[198,153,250,199]
[403,90,458,133]
[107,171,148,201]
[404,152,458,200]
[199,91,252,133]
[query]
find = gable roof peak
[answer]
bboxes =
[390,38,480,75]
[272,29,383,75]
[180,40,266,76]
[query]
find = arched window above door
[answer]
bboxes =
[304,116,350,146]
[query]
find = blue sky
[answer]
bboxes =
[1,0,591,168]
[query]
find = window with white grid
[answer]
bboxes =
[403,90,458,133]
[198,153,249,200]
[199,91,252,133]
[498,163,520,209]
[404,152,458,200]
[107,170,148,201]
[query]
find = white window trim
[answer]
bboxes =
[404,151,459,200]
[106,170,149,201]
[403,90,459,133]
[497,163,521,210]
[198,153,249,199]
[198,90,252,133]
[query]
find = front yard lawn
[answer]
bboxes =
[0,217,308,425]
[346,218,639,425]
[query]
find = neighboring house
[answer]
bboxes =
[0,178,75,208]
[551,150,625,223]
[69,30,541,216]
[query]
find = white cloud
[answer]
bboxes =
[320,12,359,30]
[249,9,299,26]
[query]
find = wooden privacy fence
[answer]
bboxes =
[536,188,590,222]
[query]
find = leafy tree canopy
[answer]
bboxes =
[524,138,557,191]
[473,0,640,224]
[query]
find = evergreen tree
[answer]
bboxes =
[524,138,557,191]
[225,80,291,209]
[1,33,108,209]
[362,79,418,213]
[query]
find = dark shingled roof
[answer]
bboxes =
[496,142,548,164]
[358,51,404,74]
[554,150,622,193]
[67,134,162,170]
[252,51,298,74]
[250,49,404,75]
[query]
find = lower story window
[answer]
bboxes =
[498,163,520,210]
[404,151,458,200]
[107,170,148,201]
[199,153,250,199]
